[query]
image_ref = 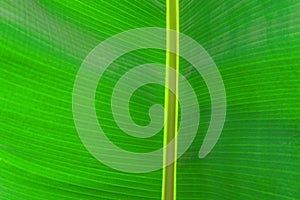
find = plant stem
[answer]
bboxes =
[162,0,179,200]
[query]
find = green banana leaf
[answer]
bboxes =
[1,0,299,199]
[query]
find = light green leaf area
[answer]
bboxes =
[1,0,299,199]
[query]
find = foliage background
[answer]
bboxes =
[1,0,299,199]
